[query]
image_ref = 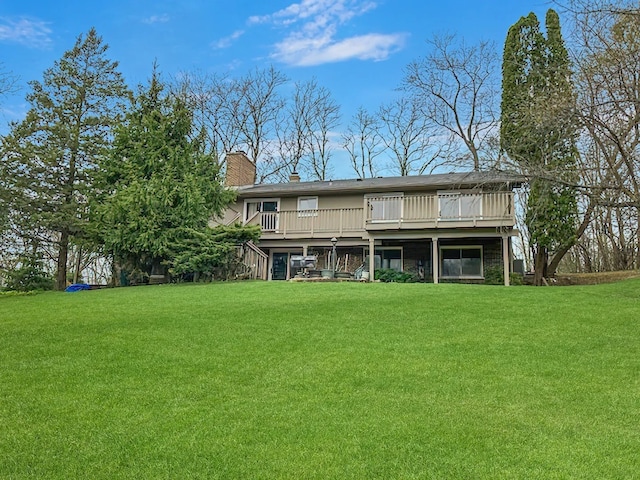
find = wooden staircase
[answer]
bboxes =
[237,241,268,280]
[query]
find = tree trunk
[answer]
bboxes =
[110,256,117,287]
[548,199,596,276]
[56,231,69,291]
[636,209,640,270]
[533,246,548,286]
[73,245,83,284]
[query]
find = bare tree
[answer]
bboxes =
[377,96,445,176]
[270,78,342,182]
[172,71,243,162]
[564,1,640,271]
[403,34,500,171]
[343,107,383,179]
[304,80,341,181]
[236,66,288,181]
[173,69,342,183]
[273,79,318,181]
[0,62,18,101]
[172,66,288,182]
[553,0,638,18]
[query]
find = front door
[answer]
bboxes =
[272,252,288,280]
[261,201,278,231]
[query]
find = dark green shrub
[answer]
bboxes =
[484,265,523,285]
[374,268,419,283]
[510,272,523,285]
[484,265,504,285]
[4,257,54,292]
[128,269,149,286]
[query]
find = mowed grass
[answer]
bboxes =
[1,281,639,479]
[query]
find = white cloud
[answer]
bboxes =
[143,14,170,24]
[211,30,245,49]
[249,0,406,66]
[250,0,375,26]
[0,17,52,49]
[275,32,407,66]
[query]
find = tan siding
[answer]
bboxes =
[279,197,297,211]
[318,194,363,210]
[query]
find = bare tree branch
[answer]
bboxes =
[402,34,500,171]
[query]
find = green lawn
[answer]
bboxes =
[1,280,639,479]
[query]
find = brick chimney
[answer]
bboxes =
[225,151,256,187]
[289,171,300,182]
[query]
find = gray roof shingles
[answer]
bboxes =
[234,171,523,197]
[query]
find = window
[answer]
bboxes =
[441,247,483,278]
[438,191,482,219]
[365,247,403,272]
[244,199,279,231]
[368,194,402,222]
[297,196,318,217]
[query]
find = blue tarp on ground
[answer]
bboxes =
[65,283,91,292]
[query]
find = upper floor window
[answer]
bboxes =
[244,198,279,231]
[297,196,318,217]
[438,191,482,219]
[367,194,403,222]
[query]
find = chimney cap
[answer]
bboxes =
[289,171,301,182]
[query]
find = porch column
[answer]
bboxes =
[302,245,308,256]
[502,234,510,287]
[369,237,375,282]
[432,236,439,284]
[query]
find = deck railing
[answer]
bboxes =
[366,192,514,224]
[237,241,268,280]
[246,192,514,235]
[246,207,363,235]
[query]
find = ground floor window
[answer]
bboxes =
[440,246,483,278]
[270,251,303,280]
[365,247,403,272]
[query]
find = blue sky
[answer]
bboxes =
[1,0,551,175]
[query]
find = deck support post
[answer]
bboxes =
[502,234,510,287]
[432,236,439,284]
[368,237,375,282]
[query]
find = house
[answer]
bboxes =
[222,151,522,285]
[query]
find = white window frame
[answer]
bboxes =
[244,198,279,220]
[438,190,483,220]
[439,245,484,279]
[366,193,403,222]
[297,196,318,217]
[244,198,280,231]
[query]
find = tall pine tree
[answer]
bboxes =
[0,28,129,290]
[95,69,235,281]
[501,10,578,285]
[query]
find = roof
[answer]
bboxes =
[234,171,524,198]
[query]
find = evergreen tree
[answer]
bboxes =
[0,28,129,290]
[501,10,578,285]
[167,224,261,282]
[95,70,235,281]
